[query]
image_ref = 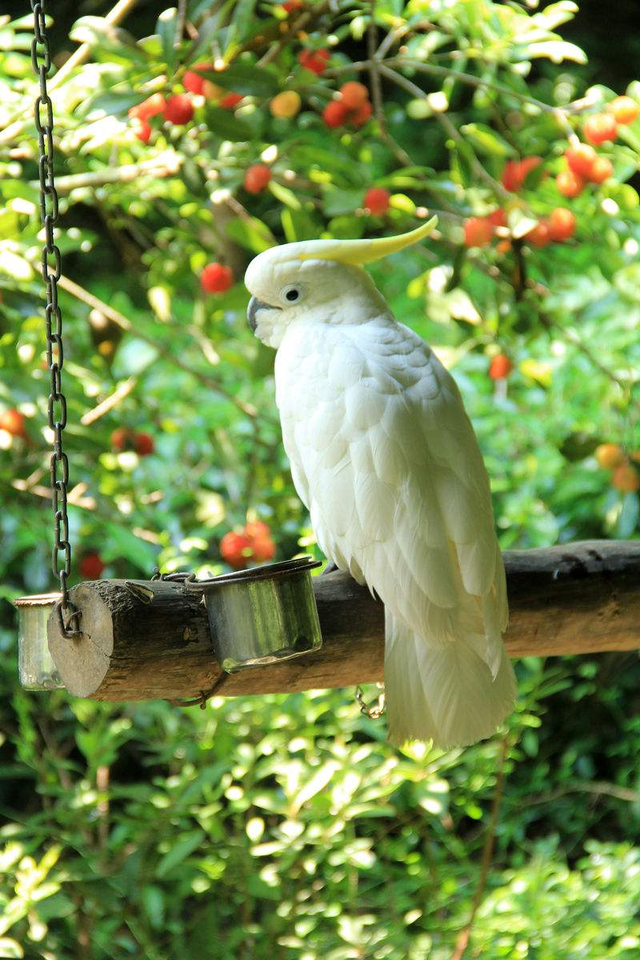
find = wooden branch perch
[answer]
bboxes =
[48,540,640,702]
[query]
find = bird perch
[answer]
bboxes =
[48,540,640,702]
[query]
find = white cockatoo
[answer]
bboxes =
[244,220,516,748]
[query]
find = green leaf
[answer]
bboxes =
[83,91,146,118]
[199,63,280,98]
[156,831,206,878]
[156,8,179,72]
[225,216,275,253]
[205,105,253,141]
[460,123,517,158]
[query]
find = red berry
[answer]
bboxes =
[132,118,151,142]
[464,217,494,248]
[129,93,166,121]
[364,187,390,216]
[556,169,584,198]
[501,156,542,192]
[350,100,373,127]
[80,553,105,580]
[489,354,513,380]
[220,531,253,569]
[584,113,618,145]
[0,409,26,438]
[244,521,271,539]
[282,0,303,11]
[134,432,154,456]
[322,100,348,128]
[548,207,576,242]
[298,48,330,75]
[163,94,194,125]
[340,81,368,109]
[565,143,597,179]
[220,92,243,110]
[526,219,552,248]
[587,156,613,184]
[111,427,136,451]
[487,208,507,228]
[244,164,271,194]
[183,68,207,95]
[201,263,234,294]
[250,536,276,562]
[609,96,640,125]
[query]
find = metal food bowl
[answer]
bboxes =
[186,556,323,673]
[14,593,65,691]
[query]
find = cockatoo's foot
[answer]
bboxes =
[322,560,339,575]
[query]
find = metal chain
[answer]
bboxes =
[355,683,386,720]
[31,0,81,637]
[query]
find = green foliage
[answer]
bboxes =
[0,0,639,956]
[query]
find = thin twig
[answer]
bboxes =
[379,64,512,201]
[36,153,183,194]
[80,377,138,426]
[450,733,510,960]
[57,274,258,418]
[523,780,640,806]
[367,13,385,136]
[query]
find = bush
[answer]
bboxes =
[0,1,639,956]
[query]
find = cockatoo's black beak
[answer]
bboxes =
[247,296,278,332]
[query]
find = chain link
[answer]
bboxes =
[31,0,81,637]
[355,683,386,720]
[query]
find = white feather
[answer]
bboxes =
[257,264,515,749]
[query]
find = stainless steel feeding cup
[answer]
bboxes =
[186,556,323,673]
[14,593,65,691]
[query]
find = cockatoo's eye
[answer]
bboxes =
[281,284,303,305]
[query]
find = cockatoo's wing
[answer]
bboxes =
[275,315,514,747]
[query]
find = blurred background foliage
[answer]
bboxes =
[1,0,639,956]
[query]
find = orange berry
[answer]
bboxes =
[464,217,494,248]
[584,113,618,145]
[322,100,349,128]
[134,432,154,456]
[548,207,576,242]
[489,354,513,380]
[201,263,234,294]
[612,463,640,493]
[556,169,584,198]
[244,164,271,194]
[80,553,105,580]
[526,219,552,247]
[364,187,390,216]
[595,443,625,469]
[609,95,640,125]
[565,143,597,179]
[163,94,194,125]
[129,93,166,121]
[340,81,368,109]
[298,48,329,75]
[220,531,253,569]
[496,240,512,254]
[0,409,26,438]
[350,100,372,127]
[587,156,613,184]
[270,90,301,119]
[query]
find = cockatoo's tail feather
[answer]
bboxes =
[244,223,516,749]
